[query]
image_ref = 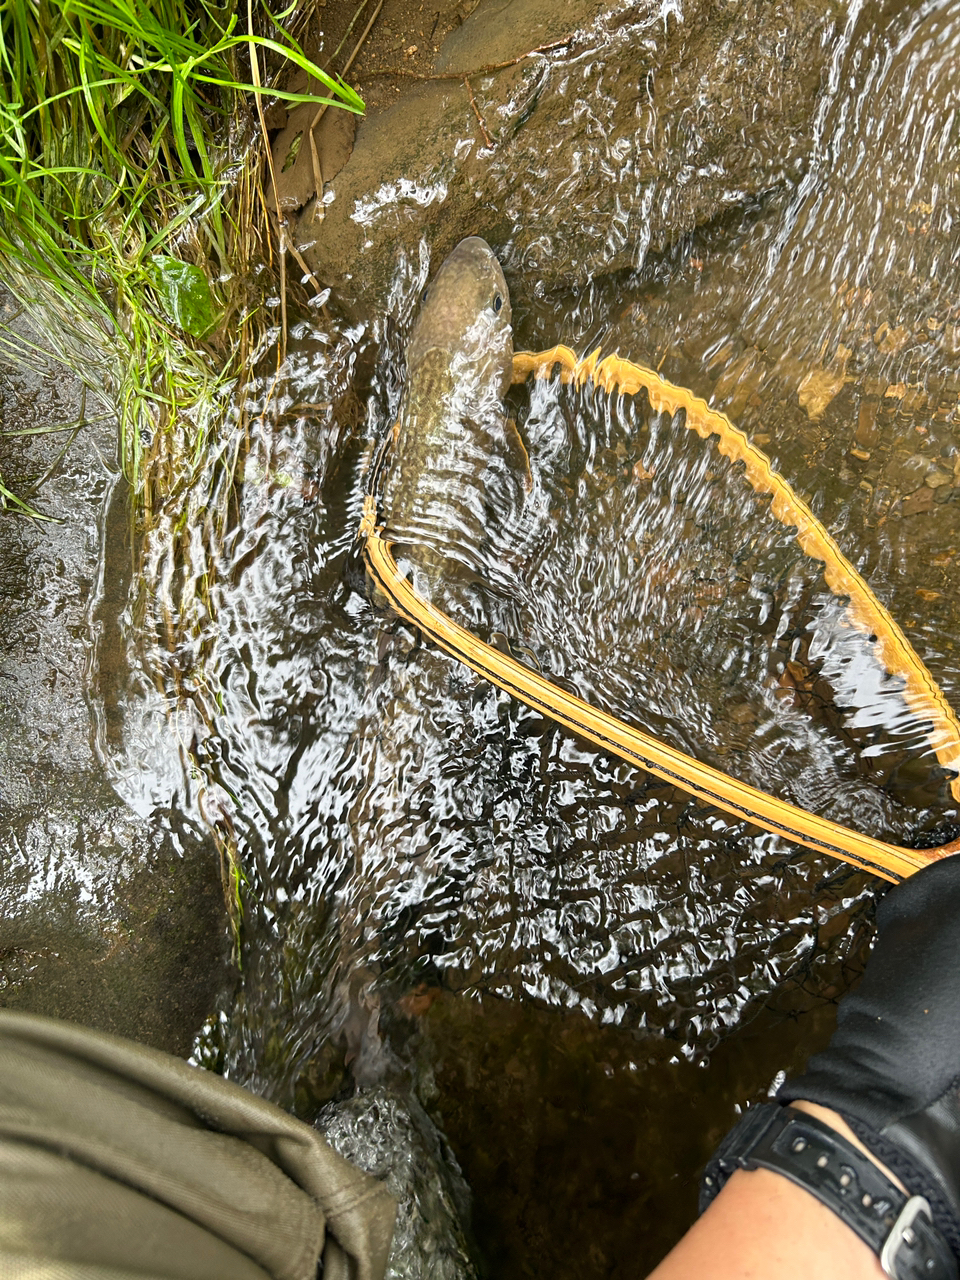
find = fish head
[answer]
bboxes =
[405,236,513,402]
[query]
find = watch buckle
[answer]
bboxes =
[880,1194,933,1278]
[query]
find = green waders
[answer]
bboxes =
[0,1010,396,1279]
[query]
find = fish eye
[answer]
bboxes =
[493,294,503,313]
[421,287,429,303]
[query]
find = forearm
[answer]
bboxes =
[646,1103,902,1280]
[651,857,960,1279]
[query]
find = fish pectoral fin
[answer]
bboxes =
[490,630,541,672]
[399,626,423,663]
[511,641,542,672]
[373,620,422,670]
[503,416,533,492]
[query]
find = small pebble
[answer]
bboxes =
[890,452,933,493]
[874,322,911,354]
[901,487,935,517]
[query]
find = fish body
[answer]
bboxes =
[378,237,517,593]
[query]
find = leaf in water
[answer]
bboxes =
[282,131,303,173]
[149,256,220,339]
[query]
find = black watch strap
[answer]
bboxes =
[700,1104,958,1280]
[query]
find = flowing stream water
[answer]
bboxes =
[79,0,960,1273]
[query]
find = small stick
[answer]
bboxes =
[247,0,287,361]
[285,234,326,298]
[463,76,493,147]
[311,0,384,133]
[277,218,289,352]
[330,0,377,63]
[309,124,324,218]
[341,0,385,80]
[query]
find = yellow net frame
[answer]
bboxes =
[360,347,960,883]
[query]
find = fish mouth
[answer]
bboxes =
[441,235,501,265]
[428,236,510,305]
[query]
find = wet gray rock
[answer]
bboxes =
[319,1087,479,1280]
[0,308,229,1055]
[299,0,841,308]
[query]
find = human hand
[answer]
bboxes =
[779,855,960,1257]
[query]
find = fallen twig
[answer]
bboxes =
[284,233,326,298]
[310,0,384,137]
[463,76,493,147]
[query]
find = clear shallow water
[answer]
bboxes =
[91,0,960,1273]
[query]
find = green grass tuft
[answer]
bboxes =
[0,0,362,514]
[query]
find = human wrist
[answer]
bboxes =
[650,1122,889,1279]
[701,1102,958,1279]
[775,858,960,1263]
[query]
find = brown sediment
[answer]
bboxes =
[512,345,960,807]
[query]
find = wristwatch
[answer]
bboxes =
[700,1103,957,1280]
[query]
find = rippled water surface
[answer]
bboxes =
[91,0,960,1273]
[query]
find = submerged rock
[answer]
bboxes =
[319,1086,479,1280]
[298,0,840,307]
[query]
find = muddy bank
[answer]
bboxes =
[0,302,229,1055]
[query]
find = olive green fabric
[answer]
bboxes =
[0,1010,396,1280]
